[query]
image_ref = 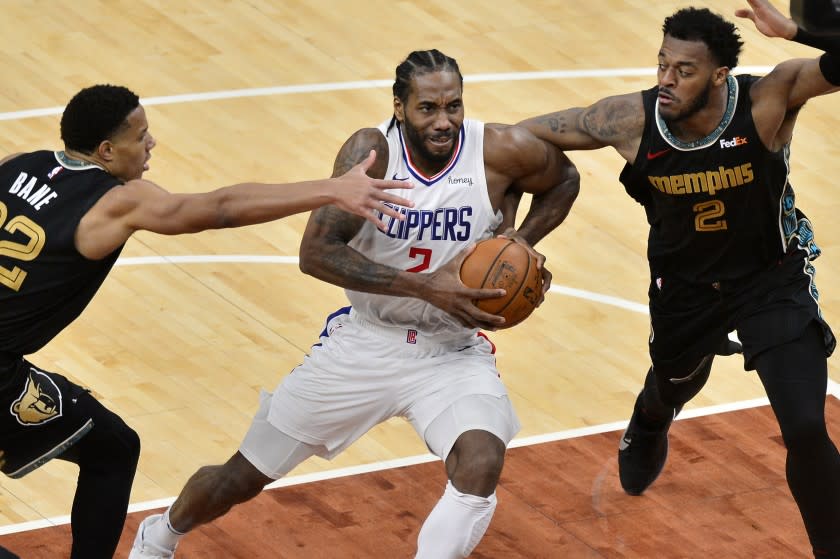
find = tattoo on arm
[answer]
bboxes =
[307,205,401,293]
[538,115,568,134]
[581,97,640,143]
[332,130,389,178]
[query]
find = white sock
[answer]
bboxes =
[145,507,184,550]
[415,481,498,559]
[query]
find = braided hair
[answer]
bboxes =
[388,49,462,131]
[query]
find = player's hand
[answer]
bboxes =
[332,150,415,231]
[496,227,552,305]
[422,244,507,330]
[735,0,797,40]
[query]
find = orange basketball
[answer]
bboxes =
[459,237,543,328]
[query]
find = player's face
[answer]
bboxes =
[396,71,464,169]
[105,106,156,181]
[656,35,725,123]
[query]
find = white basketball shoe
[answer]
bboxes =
[128,514,177,559]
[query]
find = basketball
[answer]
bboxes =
[459,237,543,328]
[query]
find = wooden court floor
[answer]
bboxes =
[1,0,840,557]
[3,399,838,558]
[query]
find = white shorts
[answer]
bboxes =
[240,307,520,475]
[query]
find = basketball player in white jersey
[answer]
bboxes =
[130,49,580,559]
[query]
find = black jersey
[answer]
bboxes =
[619,74,820,283]
[0,151,124,356]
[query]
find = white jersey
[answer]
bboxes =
[346,118,502,337]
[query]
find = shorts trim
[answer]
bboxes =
[6,418,93,479]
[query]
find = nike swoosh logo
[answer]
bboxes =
[646,148,671,160]
[619,433,631,451]
[392,174,411,181]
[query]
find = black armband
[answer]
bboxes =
[793,28,840,86]
[793,27,840,53]
[819,52,840,85]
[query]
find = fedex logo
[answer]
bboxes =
[719,136,748,149]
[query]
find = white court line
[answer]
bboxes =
[0,397,778,535]
[0,65,774,122]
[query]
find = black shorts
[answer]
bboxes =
[0,358,96,478]
[648,249,835,379]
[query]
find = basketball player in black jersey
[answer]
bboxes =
[0,84,412,558]
[521,1,840,557]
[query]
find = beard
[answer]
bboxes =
[401,117,457,165]
[662,80,713,124]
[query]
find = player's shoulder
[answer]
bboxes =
[343,126,389,152]
[0,152,24,166]
[484,122,540,148]
[484,123,544,161]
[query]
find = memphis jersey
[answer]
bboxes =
[0,151,123,355]
[346,119,502,336]
[619,74,819,283]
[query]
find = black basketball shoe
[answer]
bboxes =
[618,393,675,496]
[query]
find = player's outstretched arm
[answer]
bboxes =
[518,92,645,162]
[737,0,840,111]
[74,150,412,259]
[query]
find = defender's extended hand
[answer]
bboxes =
[735,0,797,39]
[333,150,415,231]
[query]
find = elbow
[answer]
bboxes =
[561,166,581,202]
[298,241,327,278]
[298,246,316,276]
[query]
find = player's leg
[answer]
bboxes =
[0,359,140,559]
[56,391,141,559]
[416,396,518,559]
[752,321,840,558]
[619,277,730,495]
[130,393,323,558]
[132,308,386,558]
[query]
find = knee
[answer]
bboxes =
[449,431,506,495]
[120,424,141,465]
[106,418,141,473]
[780,418,831,455]
[77,415,141,475]
[197,459,268,505]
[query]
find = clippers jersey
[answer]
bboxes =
[0,151,124,356]
[619,74,819,283]
[346,119,502,337]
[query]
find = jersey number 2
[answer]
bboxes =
[0,201,47,291]
[693,200,727,232]
[406,247,432,273]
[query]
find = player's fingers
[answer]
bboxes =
[376,180,415,191]
[364,213,390,232]
[357,149,376,172]
[464,305,505,328]
[377,203,407,221]
[466,287,506,300]
[375,191,414,207]
[539,269,553,303]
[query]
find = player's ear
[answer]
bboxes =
[394,97,405,123]
[713,66,729,86]
[96,140,115,162]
